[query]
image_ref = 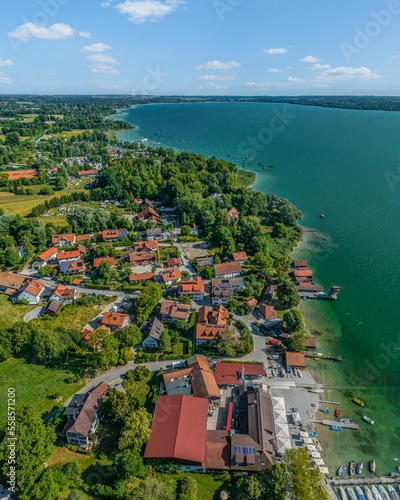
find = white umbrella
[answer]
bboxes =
[306,445,317,451]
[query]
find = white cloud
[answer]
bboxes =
[287,77,307,83]
[90,64,120,74]
[82,42,112,52]
[300,55,320,63]
[0,59,13,66]
[114,0,185,24]
[196,60,240,70]
[0,72,10,84]
[264,48,287,55]
[268,68,282,73]
[79,31,91,38]
[204,81,228,90]
[312,83,329,88]
[312,63,330,70]
[317,66,380,81]
[198,74,235,81]
[87,54,119,64]
[8,22,75,41]
[246,81,289,89]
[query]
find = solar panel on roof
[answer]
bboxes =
[234,446,256,455]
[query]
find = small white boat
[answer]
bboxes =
[388,485,400,500]
[364,486,375,500]
[371,485,384,500]
[347,488,358,500]
[378,486,391,500]
[339,487,348,500]
[356,486,366,500]
[309,388,324,393]
[298,369,303,378]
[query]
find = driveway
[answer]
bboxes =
[24,305,45,322]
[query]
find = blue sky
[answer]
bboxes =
[0,0,399,95]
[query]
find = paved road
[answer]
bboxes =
[24,305,44,322]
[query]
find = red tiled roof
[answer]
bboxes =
[293,260,308,268]
[167,258,181,266]
[23,279,44,297]
[144,395,208,464]
[93,257,115,268]
[91,382,109,396]
[66,259,86,273]
[191,369,220,399]
[52,233,76,245]
[258,304,278,320]
[195,324,227,341]
[245,298,258,308]
[57,250,81,260]
[53,284,76,300]
[160,300,190,320]
[134,240,159,252]
[78,169,98,176]
[3,169,37,180]
[129,272,154,282]
[293,269,313,278]
[228,207,239,219]
[37,247,58,261]
[285,351,306,367]
[305,337,317,348]
[232,251,247,262]
[214,262,242,276]
[138,207,160,220]
[178,276,205,295]
[76,234,91,241]
[96,230,120,240]
[161,267,181,283]
[213,362,265,386]
[101,312,128,328]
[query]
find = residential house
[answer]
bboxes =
[196,256,213,268]
[93,257,115,269]
[211,287,232,306]
[63,384,108,446]
[0,272,30,296]
[244,298,258,312]
[261,285,278,305]
[17,279,45,304]
[160,267,181,285]
[285,351,306,368]
[166,257,180,267]
[178,276,205,301]
[96,229,128,242]
[160,300,191,322]
[5,246,25,259]
[57,250,81,262]
[214,262,242,279]
[77,244,87,255]
[76,234,92,243]
[146,228,163,240]
[212,277,245,291]
[100,312,129,331]
[45,299,61,317]
[52,233,76,247]
[60,259,86,275]
[33,247,58,269]
[232,252,247,264]
[138,207,160,223]
[128,252,156,267]
[228,207,239,221]
[258,304,282,327]
[195,305,229,344]
[51,284,77,303]
[141,317,164,349]
[129,272,155,283]
[133,240,159,253]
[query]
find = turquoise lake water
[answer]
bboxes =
[115,102,400,474]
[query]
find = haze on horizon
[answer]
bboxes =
[0,0,399,96]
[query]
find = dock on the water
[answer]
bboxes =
[311,419,360,430]
[330,476,400,486]
[316,400,340,405]
[305,354,343,362]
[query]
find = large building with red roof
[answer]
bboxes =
[213,363,265,386]
[144,395,208,465]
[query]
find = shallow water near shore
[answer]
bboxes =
[116,101,400,475]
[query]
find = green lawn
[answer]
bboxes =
[44,300,112,331]
[161,472,227,500]
[0,294,36,330]
[0,187,85,217]
[0,357,83,431]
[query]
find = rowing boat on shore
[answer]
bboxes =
[371,484,384,500]
[310,388,324,393]
[350,461,356,475]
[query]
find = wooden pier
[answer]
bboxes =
[330,475,400,486]
[306,354,343,362]
[311,419,360,430]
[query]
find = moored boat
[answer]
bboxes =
[364,486,375,500]
[387,485,400,500]
[339,487,348,500]
[363,415,375,425]
[356,462,363,474]
[371,484,384,500]
[320,408,330,413]
[309,388,324,393]
[356,486,366,500]
[340,418,354,423]
[335,408,341,417]
[330,425,342,431]
[347,488,358,500]
[350,461,356,475]
[353,398,365,407]
[338,465,346,476]
[378,486,391,500]
[369,460,376,472]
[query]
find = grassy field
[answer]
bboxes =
[0,187,85,217]
[160,472,226,500]
[44,300,112,331]
[0,294,36,330]
[0,357,83,430]
[54,129,93,139]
